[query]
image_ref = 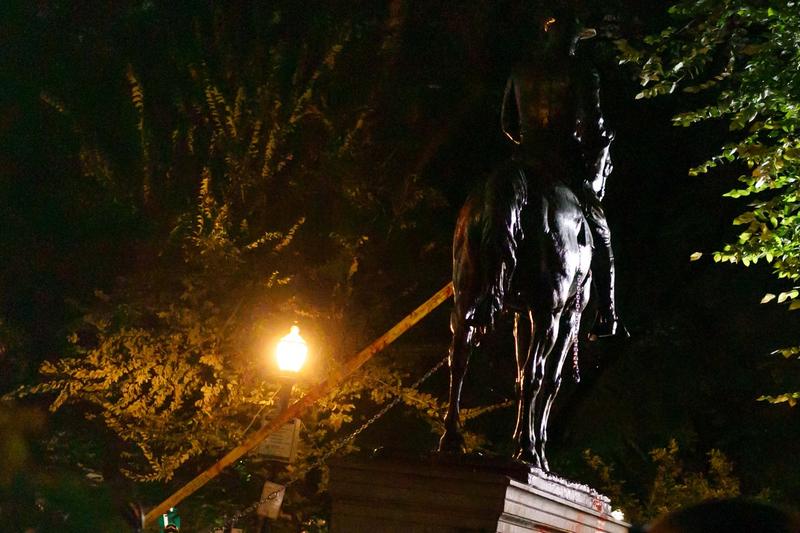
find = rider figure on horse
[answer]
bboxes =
[501,7,626,339]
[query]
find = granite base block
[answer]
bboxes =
[329,455,629,533]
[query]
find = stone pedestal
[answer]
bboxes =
[329,454,629,533]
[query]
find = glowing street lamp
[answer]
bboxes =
[271,324,309,415]
[275,325,308,374]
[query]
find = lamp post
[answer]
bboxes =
[256,325,308,533]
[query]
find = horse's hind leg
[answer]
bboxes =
[533,282,590,470]
[439,321,471,452]
[530,311,573,471]
[513,306,561,468]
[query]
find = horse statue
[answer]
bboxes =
[438,7,620,471]
[437,161,593,471]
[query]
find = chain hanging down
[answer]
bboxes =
[571,267,587,384]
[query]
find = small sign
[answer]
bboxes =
[256,480,286,519]
[256,418,301,463]
[159,507,181,532]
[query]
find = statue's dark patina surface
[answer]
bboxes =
[439,9,624,471]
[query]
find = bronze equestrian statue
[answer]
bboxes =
[439,8,625,471]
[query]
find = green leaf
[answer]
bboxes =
[761,293,776,304]
[690,252,703,261]
[758,392,800,406]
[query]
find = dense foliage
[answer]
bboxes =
[3,2,460,529]
[584,440,741,524]
[620,0,800,403]
[21,22,377,483]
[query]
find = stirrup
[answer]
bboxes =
[588,312,629,341]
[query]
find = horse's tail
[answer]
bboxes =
[454,161,528,342]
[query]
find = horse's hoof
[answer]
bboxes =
[539,458,550,473]
[438,431,466,453]
[534,448,552,473]
[513,448,541,468]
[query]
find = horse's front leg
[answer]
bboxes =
[439,322,471,453]
[512,310,535,462]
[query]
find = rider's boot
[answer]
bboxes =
[584,200,629,341]
[587,248,629,340]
